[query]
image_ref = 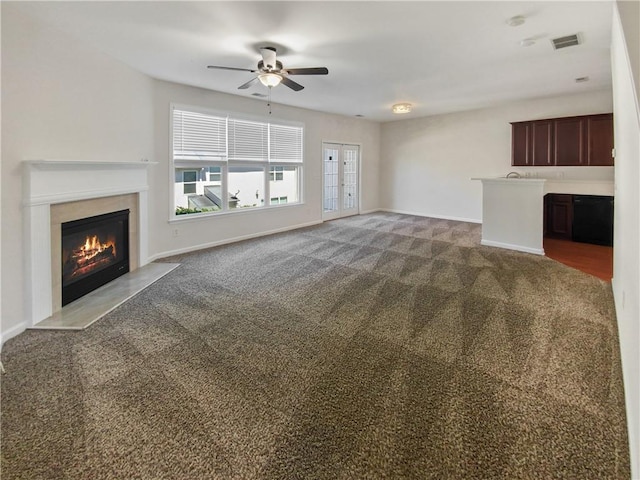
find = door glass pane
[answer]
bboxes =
[323,147,339,213]
[343,146,358,210]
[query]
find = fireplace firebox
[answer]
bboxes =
[61,209,130,306]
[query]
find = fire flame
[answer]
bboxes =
[73,235,116,264]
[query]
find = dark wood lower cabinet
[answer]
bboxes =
[545,194,573,239]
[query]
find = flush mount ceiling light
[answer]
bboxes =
[258,73,282,88]
[507,15,525,27]
[392,103,412,114]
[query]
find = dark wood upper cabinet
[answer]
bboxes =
[532,120,554,166]
[587,114,615,166]
[554,116,586,166]
[511,113,613,167]
[512,122,531,166]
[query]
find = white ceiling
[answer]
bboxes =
[10,1,614,122]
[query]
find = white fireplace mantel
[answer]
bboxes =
[23,159,156,326]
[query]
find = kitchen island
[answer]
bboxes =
[473,177,614,255]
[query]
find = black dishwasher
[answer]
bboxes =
[572,195,614,246]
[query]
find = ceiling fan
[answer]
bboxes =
[207,47,328,91]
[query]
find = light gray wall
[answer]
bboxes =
[611,2,640,477]
[379,90,614,223]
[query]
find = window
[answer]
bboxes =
[207,166,221,183]
[270,166,284,181]
[182,170,197,194]
[171,105,303,217]
[270,196,288,205]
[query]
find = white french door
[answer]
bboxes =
[322,143,360,220]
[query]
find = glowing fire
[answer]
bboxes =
[72,235,116,266]
[63,233,117,282]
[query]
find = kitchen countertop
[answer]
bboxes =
[472,177,614,196]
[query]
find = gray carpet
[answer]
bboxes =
[1,212,630,479]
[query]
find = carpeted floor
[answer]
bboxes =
[0,212,630,479]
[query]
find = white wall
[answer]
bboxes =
[0,5,4,351]
[380,90,614,222]
[1,5,155,341]
[148,80,380,259]
[0,5,381,342]
[611,1,640,477]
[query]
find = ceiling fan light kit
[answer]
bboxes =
[392,103,412,114]
[258,73,282,88]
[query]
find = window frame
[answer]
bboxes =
[169,104,304,221]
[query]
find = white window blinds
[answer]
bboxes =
[269,124,303,163]
[173,109,227,160]
[228,118,268,162]
[172,106,303,163]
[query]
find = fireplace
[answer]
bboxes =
[61,209,130,306]
[23,160,154,328]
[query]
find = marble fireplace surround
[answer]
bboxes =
[23,160,157,327]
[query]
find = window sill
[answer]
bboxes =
[168,201,304,223]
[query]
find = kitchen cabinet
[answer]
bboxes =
[512,122,531,166]
[587,114,615,166]
[554,117,585,166]
[512,120,553,166]
[532,120,554,166]
[511,113,613,167]
[545,194,573,239]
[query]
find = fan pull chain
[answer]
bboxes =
[267,86,272,115]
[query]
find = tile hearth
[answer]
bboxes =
[31,263,179,330]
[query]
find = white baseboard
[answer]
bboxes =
[148,220,324,262]
[379,208,481,224]
[481,239,545,255]
[1,322,28,350]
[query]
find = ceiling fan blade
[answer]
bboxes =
[259,47,277,71]
[284,67,329,75]
[238,77,259,90]
[207,65,257,73]
[280,76,304,91]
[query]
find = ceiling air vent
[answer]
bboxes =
[551,34,581,50]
